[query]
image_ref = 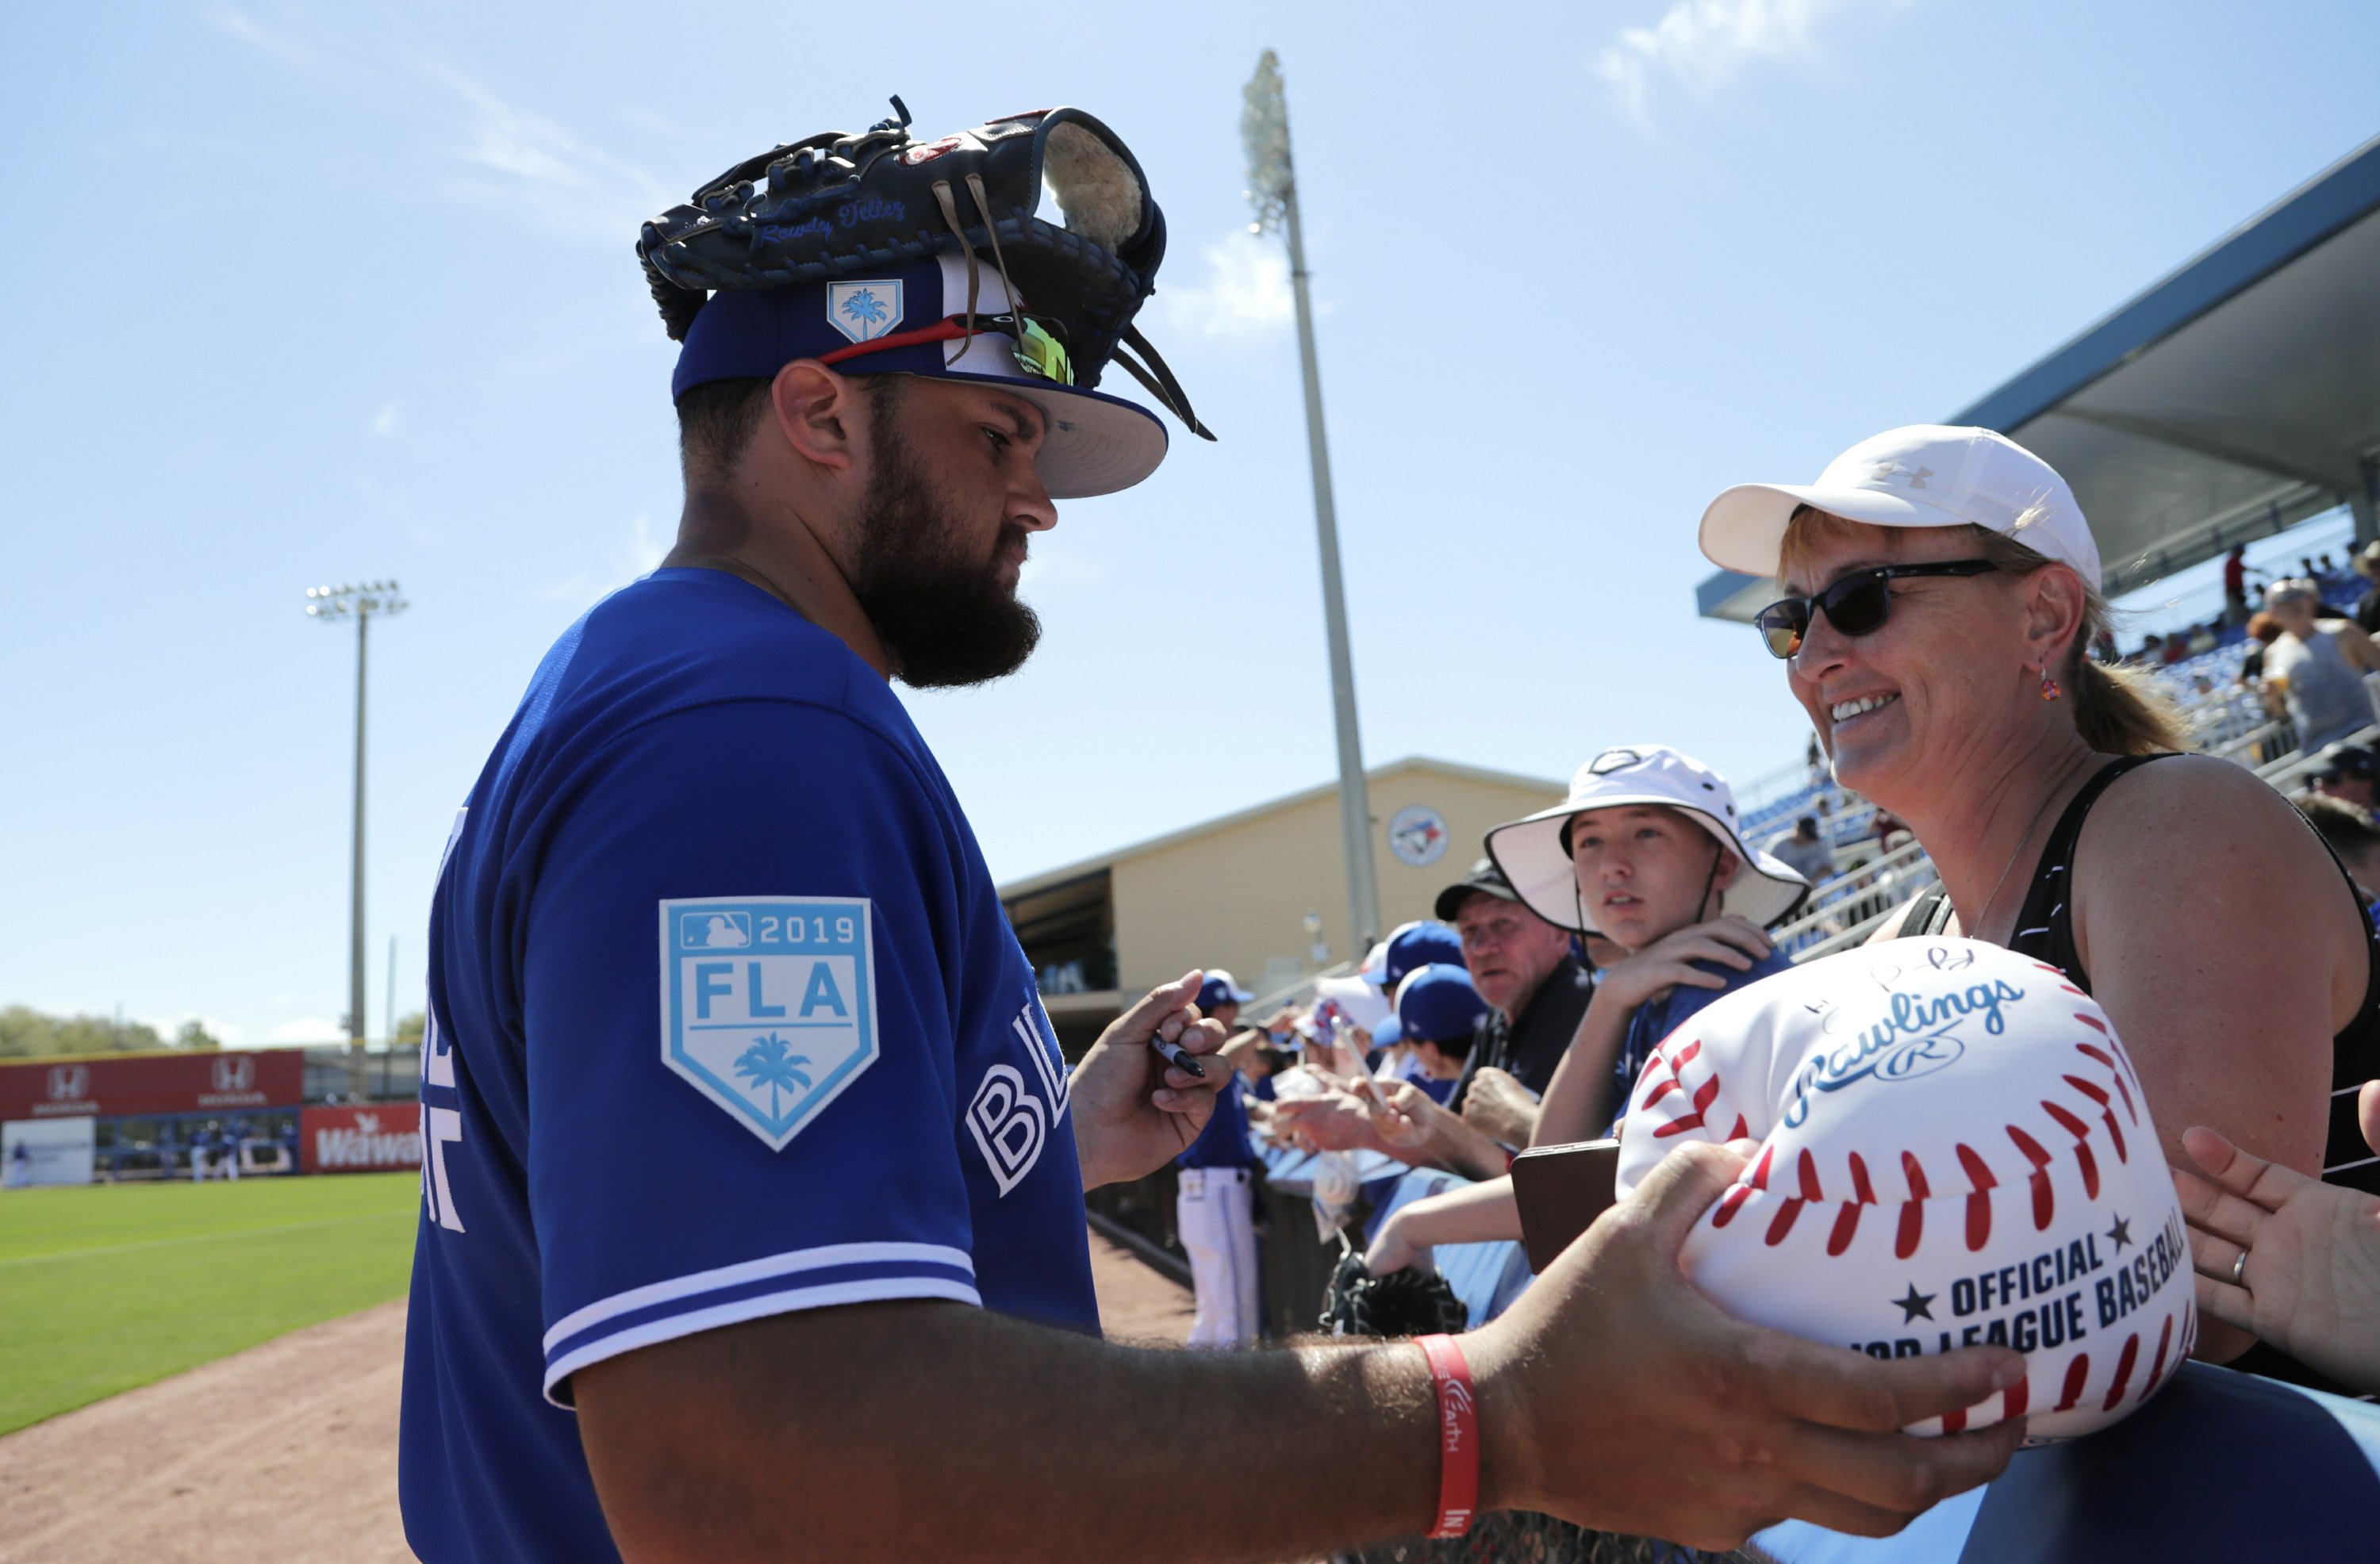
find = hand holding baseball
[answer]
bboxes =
[2174,1120,2380,1394]
[1464,1139,2025,1547]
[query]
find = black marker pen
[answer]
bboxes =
[1149,1036,1207,1079]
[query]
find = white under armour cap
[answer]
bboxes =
[1699,425,2102,590]
[1484,744,1810,937]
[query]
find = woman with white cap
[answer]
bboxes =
[1696,424,2380,1378]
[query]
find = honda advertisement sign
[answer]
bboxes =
[301,1104,422,1174]
[0,1049,304,1121]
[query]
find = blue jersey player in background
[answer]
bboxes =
[397,105,2027,1562]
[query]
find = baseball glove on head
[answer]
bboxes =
[638,98,1211,439]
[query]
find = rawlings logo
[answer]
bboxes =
[1782,979,2025,1127]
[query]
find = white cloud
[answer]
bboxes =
[1150,232,1294,342]
[270,1016,346,1044]
[412,58,672,246]
[371,401,400,438]
[202,7,327,75]
[1591,0,1898,123]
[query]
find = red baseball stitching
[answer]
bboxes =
[2101,1332,2141,1413]
[2006,1124,2056,1231]
[2056,1353,2090,1413]
[2141,1314,2175,1403]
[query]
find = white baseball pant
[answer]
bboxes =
[1177,1166,1260,1347]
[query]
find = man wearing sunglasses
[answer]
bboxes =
[399,182,2025,1564]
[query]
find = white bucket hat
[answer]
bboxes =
[1699,424,2102,590]
[1484,745,1810,936]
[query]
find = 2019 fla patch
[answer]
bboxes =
[658,896,880,1151]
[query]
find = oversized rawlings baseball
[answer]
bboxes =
[1613,937,2194,1443]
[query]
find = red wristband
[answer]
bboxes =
[1415,1332,1479,1539]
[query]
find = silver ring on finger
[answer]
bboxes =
[2230,1249,2249,1286]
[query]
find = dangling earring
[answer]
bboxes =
[2039,665,2063,702]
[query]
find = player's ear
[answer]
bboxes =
[767,360,862,476]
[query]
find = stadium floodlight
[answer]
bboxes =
[1242,50,1381,953]
[305,580,409,1099]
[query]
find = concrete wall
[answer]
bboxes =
[1107,765,1563,1002]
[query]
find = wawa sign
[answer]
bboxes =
[301,1104,423,1174]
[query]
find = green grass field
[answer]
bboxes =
[0,1174,420,1436]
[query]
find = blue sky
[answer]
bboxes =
[3,0,2374,1046]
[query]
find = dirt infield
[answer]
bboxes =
[0,1231,1191,1562]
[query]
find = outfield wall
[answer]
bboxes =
[0,1048,305,1119]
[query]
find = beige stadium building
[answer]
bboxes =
[1000,757,1564,1053]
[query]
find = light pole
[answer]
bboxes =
[1243,48,1381,956]
[305,581,408,1100]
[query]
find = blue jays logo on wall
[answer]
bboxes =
[658,896,879,1150]
[1387,804,1449,868]
[827,280,904,346]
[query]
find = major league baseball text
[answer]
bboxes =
[1613,938,2194,1443]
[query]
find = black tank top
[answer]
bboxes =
[1900,754,2380,1194]
[1902,753,2380,1394]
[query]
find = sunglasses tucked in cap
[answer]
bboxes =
[671,252,1168,500]
[1699,424,2102,591]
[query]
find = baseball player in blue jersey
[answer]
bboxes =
[397,105,2026,1562]
[1175,971,1261,1346]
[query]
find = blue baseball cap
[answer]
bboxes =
[1395,964,1489,1045]
[1381,922,1465,992]
[1371,1014,1403,1051]
[671,251,1166,500]
[1197,971,1253,1010]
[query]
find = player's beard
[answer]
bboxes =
[849,400,1042,690]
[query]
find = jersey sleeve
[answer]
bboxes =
[520,699,983,1405]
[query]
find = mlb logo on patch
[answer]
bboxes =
[826,281,904,345]
[659,896,879,1151]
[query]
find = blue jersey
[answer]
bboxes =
[399,569,1098,1562]
[1176,1074,1255,1169]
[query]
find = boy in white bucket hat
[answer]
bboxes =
[1488,746,1808,1147]
[1365,747,1810,1277]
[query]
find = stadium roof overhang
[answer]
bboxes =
[1699,133,2380,623]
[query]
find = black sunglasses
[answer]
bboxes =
[1753,559,1998,660]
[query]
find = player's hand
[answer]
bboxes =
[2173,1121,2380,1393]
[1464,1140,2025,1548]
[1069,972,1230,1190]
[1594,917,1774,1011]
[1459,1066,1541,1148]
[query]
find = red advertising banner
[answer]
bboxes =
[0,1049,305,1121]
[301,1103,423,1174]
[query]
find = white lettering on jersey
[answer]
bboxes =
[421,805,470,1233]
[965,1001,1070,1197]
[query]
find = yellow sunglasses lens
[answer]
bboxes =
[1012,321,1073,385]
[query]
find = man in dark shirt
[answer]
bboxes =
[1434,859,1595,1143]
